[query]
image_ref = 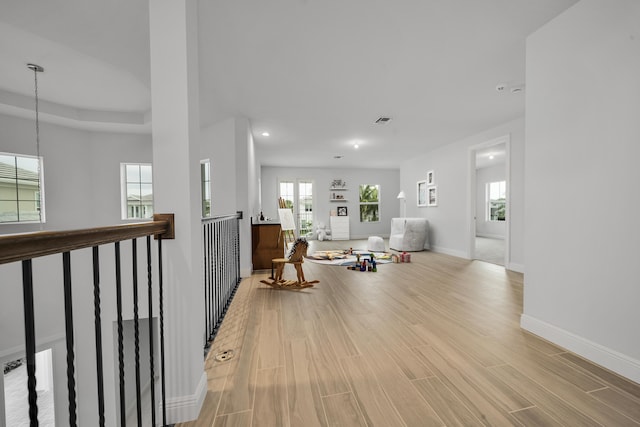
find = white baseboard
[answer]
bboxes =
[507,262,524,273]
[429,245,467,259]
[165,371,208,424]
[520,314,640,384]
[350,234,391,240]
[476,233,505,240]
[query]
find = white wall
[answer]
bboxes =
[400,117,525,270]
[0,116,152,233]
[522,0,640,382]
[201,118,237,217]
[0,115,151,235]
[235,117,258,276]
[200,116,257,276]
[260,166,400,239]
[476,164,506,238]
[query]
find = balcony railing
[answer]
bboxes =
[0,214,174,427]
[202,213,242,350]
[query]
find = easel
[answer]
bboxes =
[278,197,296,253]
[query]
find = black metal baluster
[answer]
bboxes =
[224,220,229,305]
[146,236,157,427]
[115,242,126,427]
[62,252,78,426]
[224,221,230,312]
[158,236,167,426]
[214,223,218,338]
[210,222,214,341]
[210,223,215,338]
[132,239,142,426]
[236,217,241,285]
[92,246,106,427]
[204,223,210,344]
[216,221,221,333]
[21,259,38,427]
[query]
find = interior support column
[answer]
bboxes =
[149,0,205,423]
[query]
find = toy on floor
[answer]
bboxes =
[315,222,332,241]
[261,238,319,289]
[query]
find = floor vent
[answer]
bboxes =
[214,349,235,362]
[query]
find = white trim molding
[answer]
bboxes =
[507,262,524,273]
[164,371,208,424]
[430,246,467,259]
[521,314,640,384]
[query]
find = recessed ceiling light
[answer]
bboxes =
[489,154,494,160]
[261,132,270,137]
[354,144,359,149]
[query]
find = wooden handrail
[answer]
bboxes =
[0,213,174,265]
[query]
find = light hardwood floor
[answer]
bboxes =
[178,241,640,426]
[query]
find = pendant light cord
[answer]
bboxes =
[28,64,44,228]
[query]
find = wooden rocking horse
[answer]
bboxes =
[261,237,319,289]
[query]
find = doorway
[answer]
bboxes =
[278,179,315,238]
[468,136,510,267]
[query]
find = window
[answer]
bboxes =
[359,184,379,222]
[279,181,294,210]
[0,152,45,223]
[201,160,211,217]
[486,180,506,221]
[122,163,153,219]
[297,181,313,237]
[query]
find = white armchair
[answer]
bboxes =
[389,218,429,251]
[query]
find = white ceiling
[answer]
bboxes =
[0,0,579,168]
[476,143,506,169]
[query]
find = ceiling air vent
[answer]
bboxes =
[374,117,391,124]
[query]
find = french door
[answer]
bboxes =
[279,179,314,237]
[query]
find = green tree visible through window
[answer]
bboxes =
[359,184,379,222]
[487,181,506,221]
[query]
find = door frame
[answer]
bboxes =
[277,177,315,237]
[467,134,511,267]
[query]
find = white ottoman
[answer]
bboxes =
[367,236,385,252]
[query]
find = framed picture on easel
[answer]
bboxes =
[337,206,348,216]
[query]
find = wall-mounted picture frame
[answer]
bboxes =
[337,206,348,216]
[426,170,434,185]
[427,185,438,207]
[417,180,427,207]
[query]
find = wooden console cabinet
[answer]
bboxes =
[252,222,284,270]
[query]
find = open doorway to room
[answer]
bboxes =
[468,136,510,266]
